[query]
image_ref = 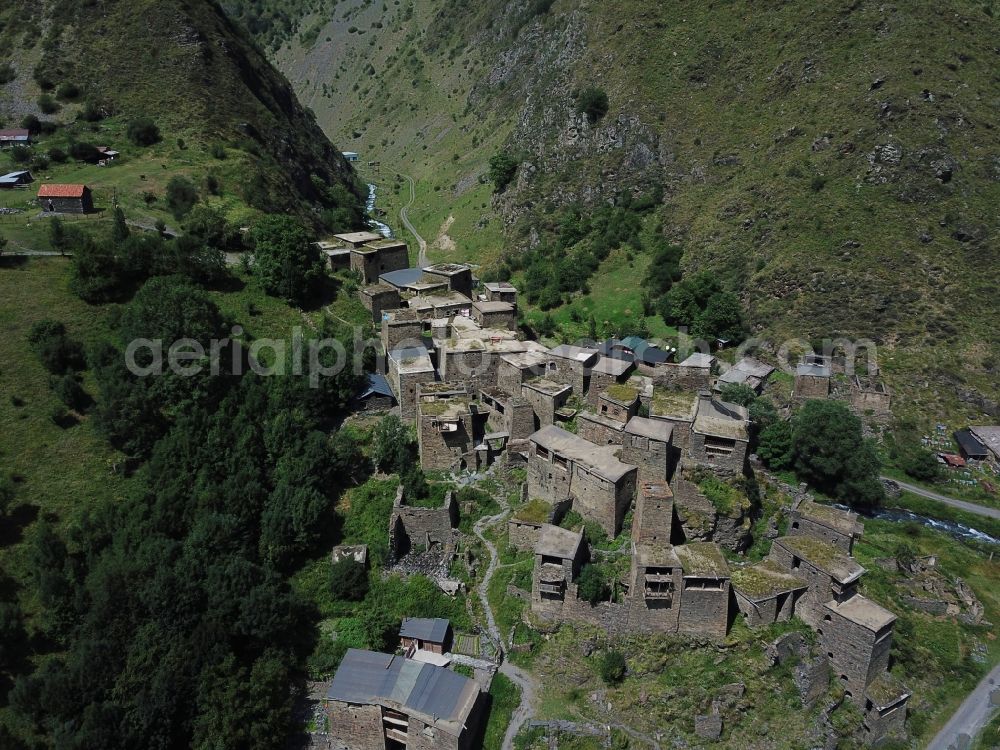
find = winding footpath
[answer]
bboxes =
[471,492,537,750]
[883,476,1000,520]
[398,174,428,266]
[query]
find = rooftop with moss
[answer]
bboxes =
[775,536,865,583]
[513,498,553,525]
[650,389,697,419]
[730,560,808,601]
[675,542,730,577]
[603,383,640,404]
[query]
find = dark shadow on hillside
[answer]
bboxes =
[0,256,29,269]
[301,275,343,313]
[0,504,40,548]
[203,271,246,294]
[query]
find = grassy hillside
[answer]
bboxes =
[243,0,1000,425]
[0,0,365,233]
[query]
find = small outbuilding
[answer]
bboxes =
[0,170,33,189]
[0,128,30,148]
[38,183,94,213]
[399,617,453,654]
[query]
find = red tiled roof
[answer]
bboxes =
[38,184,87,198]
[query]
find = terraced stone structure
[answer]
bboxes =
[416,382,484,471]
[689,391,750,474]
[789,500,863,554]
[527,425,637,537]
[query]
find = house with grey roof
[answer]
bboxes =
[399,617,453,655]
[326,649,484,750]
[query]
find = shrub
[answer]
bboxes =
[329,558,369,602]
[0,64,15,84]
[55,82,81,101]
[210,143,227,159]
[899,445,940,482]
[598,650,626,684]
[28,320,85,374]
[20,114,40,134]
[37,94,59,114]
[757,421,793,470]
[127,117,160,146]
[719,382,756,407]
[9,146,31,164]
[52,373,89,411]
[69,141,102,163]
[488,152,519,193]
[577,564,608,604]
[79,100,103,122]
[165,176,199,218]
[47,147,67,163]
[577,86,609,123]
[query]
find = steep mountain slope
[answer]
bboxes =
[0,0,364,227]
[239,0,1000,420]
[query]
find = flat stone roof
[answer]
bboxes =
[680,352,715,369]
[602,384,640,404]
[363,238,408,251]
[361,282,397,296]
[675,542,730,577]
[635,543,682,568]
[730,560,808,602]
[408,291,473,310]
[473,300,515,314]
[824,594,895,632]
[650,390,698,420]
[796,500,863,537]
[441,336,527,354]
[529,424,636,482]
[424,262,471,276]
[523,377,572,397]
[578,410,626,432]
[591,356,633,376]
[775,536,865,584]
[501,350,550,369]
[484,281,517,292]
[389,347,435,374]
[796,362,831,378]
[625,416,673,443]
[332,230,382,245]
[548,344,599,366]
[535,523,583,559]
[730,357,774,379]
[385,308,422,322]
[693,397,749,440]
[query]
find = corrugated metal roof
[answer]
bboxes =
[400,617,450,643]
[359,372,394,399]
[327,649,479,734]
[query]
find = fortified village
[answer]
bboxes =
[320,236,917,749]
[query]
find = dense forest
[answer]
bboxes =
[0,214,373,748]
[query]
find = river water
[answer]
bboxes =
[366,183,393,238]
[836,504,1000,546]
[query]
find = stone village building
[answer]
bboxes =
[527,425,637,537]
[326,648,484,750]
[357,266,909,744]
